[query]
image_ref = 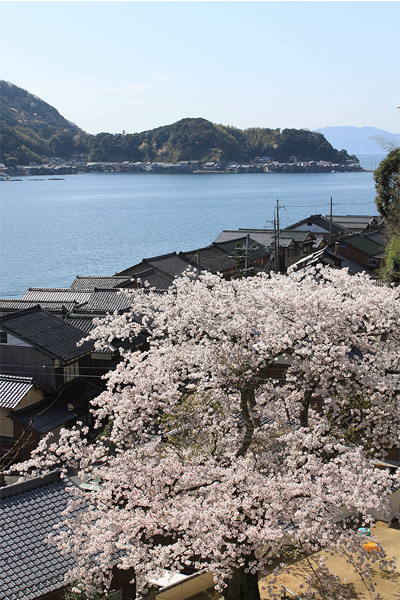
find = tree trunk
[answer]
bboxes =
[222,567,260,600]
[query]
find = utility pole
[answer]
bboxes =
[197,249,200,276]
[245,234,250,273]
[274,215,277,274]
[276,199,280,273]
[329,197,333,244]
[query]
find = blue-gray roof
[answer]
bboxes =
[0,472,81,600]
[0,306,95,362]
[0,374,35,409]
[9,399,76,434]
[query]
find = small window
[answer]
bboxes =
[0,331,7,344]
[368,258,378,267]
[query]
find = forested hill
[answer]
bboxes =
[0,80,84,166]
[1,81,354,165]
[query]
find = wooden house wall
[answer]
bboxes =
[0,346,55,388]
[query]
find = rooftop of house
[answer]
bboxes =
[213,229,314,249]
[289,247,343,273]
[48,377,103,409]
[284,214,348,234]
[9,398,76,434]
[0,374,36,409]
[22,288,93,305]
[69,275,132,290]
[0,306,95,362]
[327,215,382,232]
[338,233,385,256]
[129,267,175,291]
[84,288,136,312]
[179,244,236,273]
[0,471,82,600]
[0,299,79,316]
[117,252,190,279]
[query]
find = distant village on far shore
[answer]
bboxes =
[0,153,364,179]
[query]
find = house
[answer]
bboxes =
[69,276,132,290]
[327,215,383,234]
[116,253,191,281]
[178,244,237,278]
[335,233,386,272]
[213,229,318,272]
[284,214,349,241]
[0,306,96,390]
[0,471,135,600]
[0,374,45,458]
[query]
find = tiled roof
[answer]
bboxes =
[70,276,131,290]
[22,288,92,305]
[213,229,296,249]
[0,374,35,409]
[10,399,76,434]
[284,214,347,234]
[180,244,236,273]
[61,311,102,333]
[0,471,82,600]
[130,268,174,291]
[117,253,189,279]
[214,230,275,246]
[339,234,384,256]
[215,237,270,262]
[0,306,95,362]
[0,299,78,316]
[328,215,381,231]
[85,288,136,312]
[290,247,343,273]
[49,378,103,408]
[145,254,190,278]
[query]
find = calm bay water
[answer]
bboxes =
[0,169,379,298]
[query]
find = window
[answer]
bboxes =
[0,331,7,344]
[368,258,378,267]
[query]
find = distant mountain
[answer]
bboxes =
[314,126,400,155]
[1,80,355,166]
[0,80,85,165]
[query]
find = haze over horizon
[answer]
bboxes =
[1,2,399,136]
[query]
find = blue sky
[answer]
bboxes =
[1,1,399,135]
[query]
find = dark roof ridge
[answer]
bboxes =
[0,470,61,498]
[0,304,42,320]
[144,251,179,261]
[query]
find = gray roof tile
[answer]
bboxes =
[22,288,92,304]
[0,374,35,409]
[0,306,95,362]
[9,399,76,434]
[0,471,82,600]
[69,276,132,290]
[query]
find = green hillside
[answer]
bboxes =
[0,80,85,165]
[1,81,354,165]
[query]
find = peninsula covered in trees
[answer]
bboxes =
[1,80,357,167]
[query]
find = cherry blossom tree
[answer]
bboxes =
[18,267,400,600]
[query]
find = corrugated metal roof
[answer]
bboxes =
[0,374,35,409]
[0,472,81,600]
[22,288,92,304]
